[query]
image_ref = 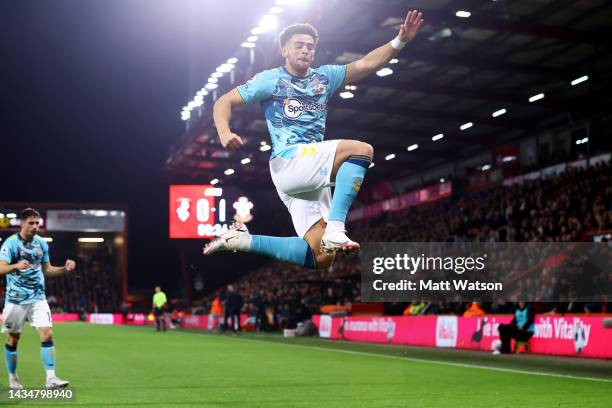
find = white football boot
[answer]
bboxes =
[203,222,252,255]
[320,229,360,253]
[8,374,24,389]
[46,376,69,389]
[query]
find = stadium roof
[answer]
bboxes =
[165,0,612,184]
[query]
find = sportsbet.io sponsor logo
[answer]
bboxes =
[283,98,326,119]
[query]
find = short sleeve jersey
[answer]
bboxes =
[236,65,347,158]
[0,234,48,304]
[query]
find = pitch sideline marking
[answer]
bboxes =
[171,329,612,384]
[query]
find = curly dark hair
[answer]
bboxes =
[279,23,319,47]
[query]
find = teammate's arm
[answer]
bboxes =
[345,10,423,84]
[213,88,246,150]
[0,260,29,276]
[42,259,76,276]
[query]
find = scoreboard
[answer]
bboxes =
[169,185,254,239]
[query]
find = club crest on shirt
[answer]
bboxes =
[308,78,326,95]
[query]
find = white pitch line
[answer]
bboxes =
[173,330,612,384]
[285,344,612,384]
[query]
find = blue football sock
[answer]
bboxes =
[329,155,371,223]
[4,344,17,375]
[40,341,55,371]
[250,235,316,268]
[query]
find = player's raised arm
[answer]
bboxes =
[345,10,423,84]
[42,259,76,276]
[213,88,246,150]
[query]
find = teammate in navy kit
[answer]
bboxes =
[0,208,75,389]
[204,11,424,269]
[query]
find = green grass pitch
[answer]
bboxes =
[3,323,611,407]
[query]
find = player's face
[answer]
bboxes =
[21,216,40,238]
[283,34,315,73]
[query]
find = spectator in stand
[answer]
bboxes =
[402,300,426,316]
[463,302,486,317]
[194,162,611,326]
[252,291,269,332]
[120,301,130,321]
[322,287,338,305]
[223,285,243,335]
[208,296,223,331]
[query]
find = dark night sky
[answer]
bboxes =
[0,0,269,295]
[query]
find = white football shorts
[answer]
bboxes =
[1,300,53,333]
[269,140,341,238]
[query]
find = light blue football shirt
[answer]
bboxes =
[0,233,49,304]
[236,65,347,158]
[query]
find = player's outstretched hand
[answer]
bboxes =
[15,260,29,270]
[220,132,244,150]
[65,259,76,272]
[398,10,424,43]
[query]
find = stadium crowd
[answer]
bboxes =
[1,162,608,324]
[196,161,611,330]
